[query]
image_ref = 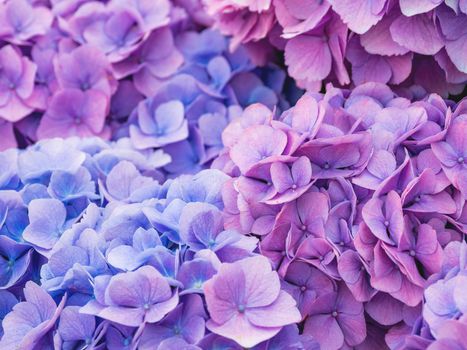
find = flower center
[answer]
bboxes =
[323,162,330,169]
[291,184,297,190]
[238,304,245,313]
[300,225,307,231]
[300,285,307,292]
[414,196,421,202]
[458,157,464,164]
[80,81,90,90]
[384,220,389,227]
[143,303,150,310]
[332,311,338,317]
[409,250,416,257]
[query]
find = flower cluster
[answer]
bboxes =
[0,137,170,291]
[119,28,296,176]
[0,0,295,170]
[213,82,467,349]
[204,0,467,96]
[0,1,466,349]
[0,137,310,349]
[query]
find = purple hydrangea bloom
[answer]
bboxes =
[22,198,68,253]
[0,45,37,122]
[81,265,179,327]
[0,0,53,45]
[0,281,66,349]
[0,133,305,349]
[204,255,301,347]
[53,44,115,98]
[66,2,149,63]
[304,283,366,350]
[129,100,189,149]
[37,89,110,139]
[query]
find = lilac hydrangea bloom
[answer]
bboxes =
[0,0,53,45]
[129,99,189,149]
[81,266,179,327]
[204,256,301,347]
[304,283,366,349]
[0,281,66,349]
[0,45,37,122]
[37,89,110,140]
[22,198,68,253]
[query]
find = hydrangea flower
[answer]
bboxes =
[129,100,189,149]
[204,256,301,347]
[0,0,53,45]
[0,282,66,349]
[81,266,179,327]
[304,283,366,349]
[0,45,37,122]
[36,89,110,139]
